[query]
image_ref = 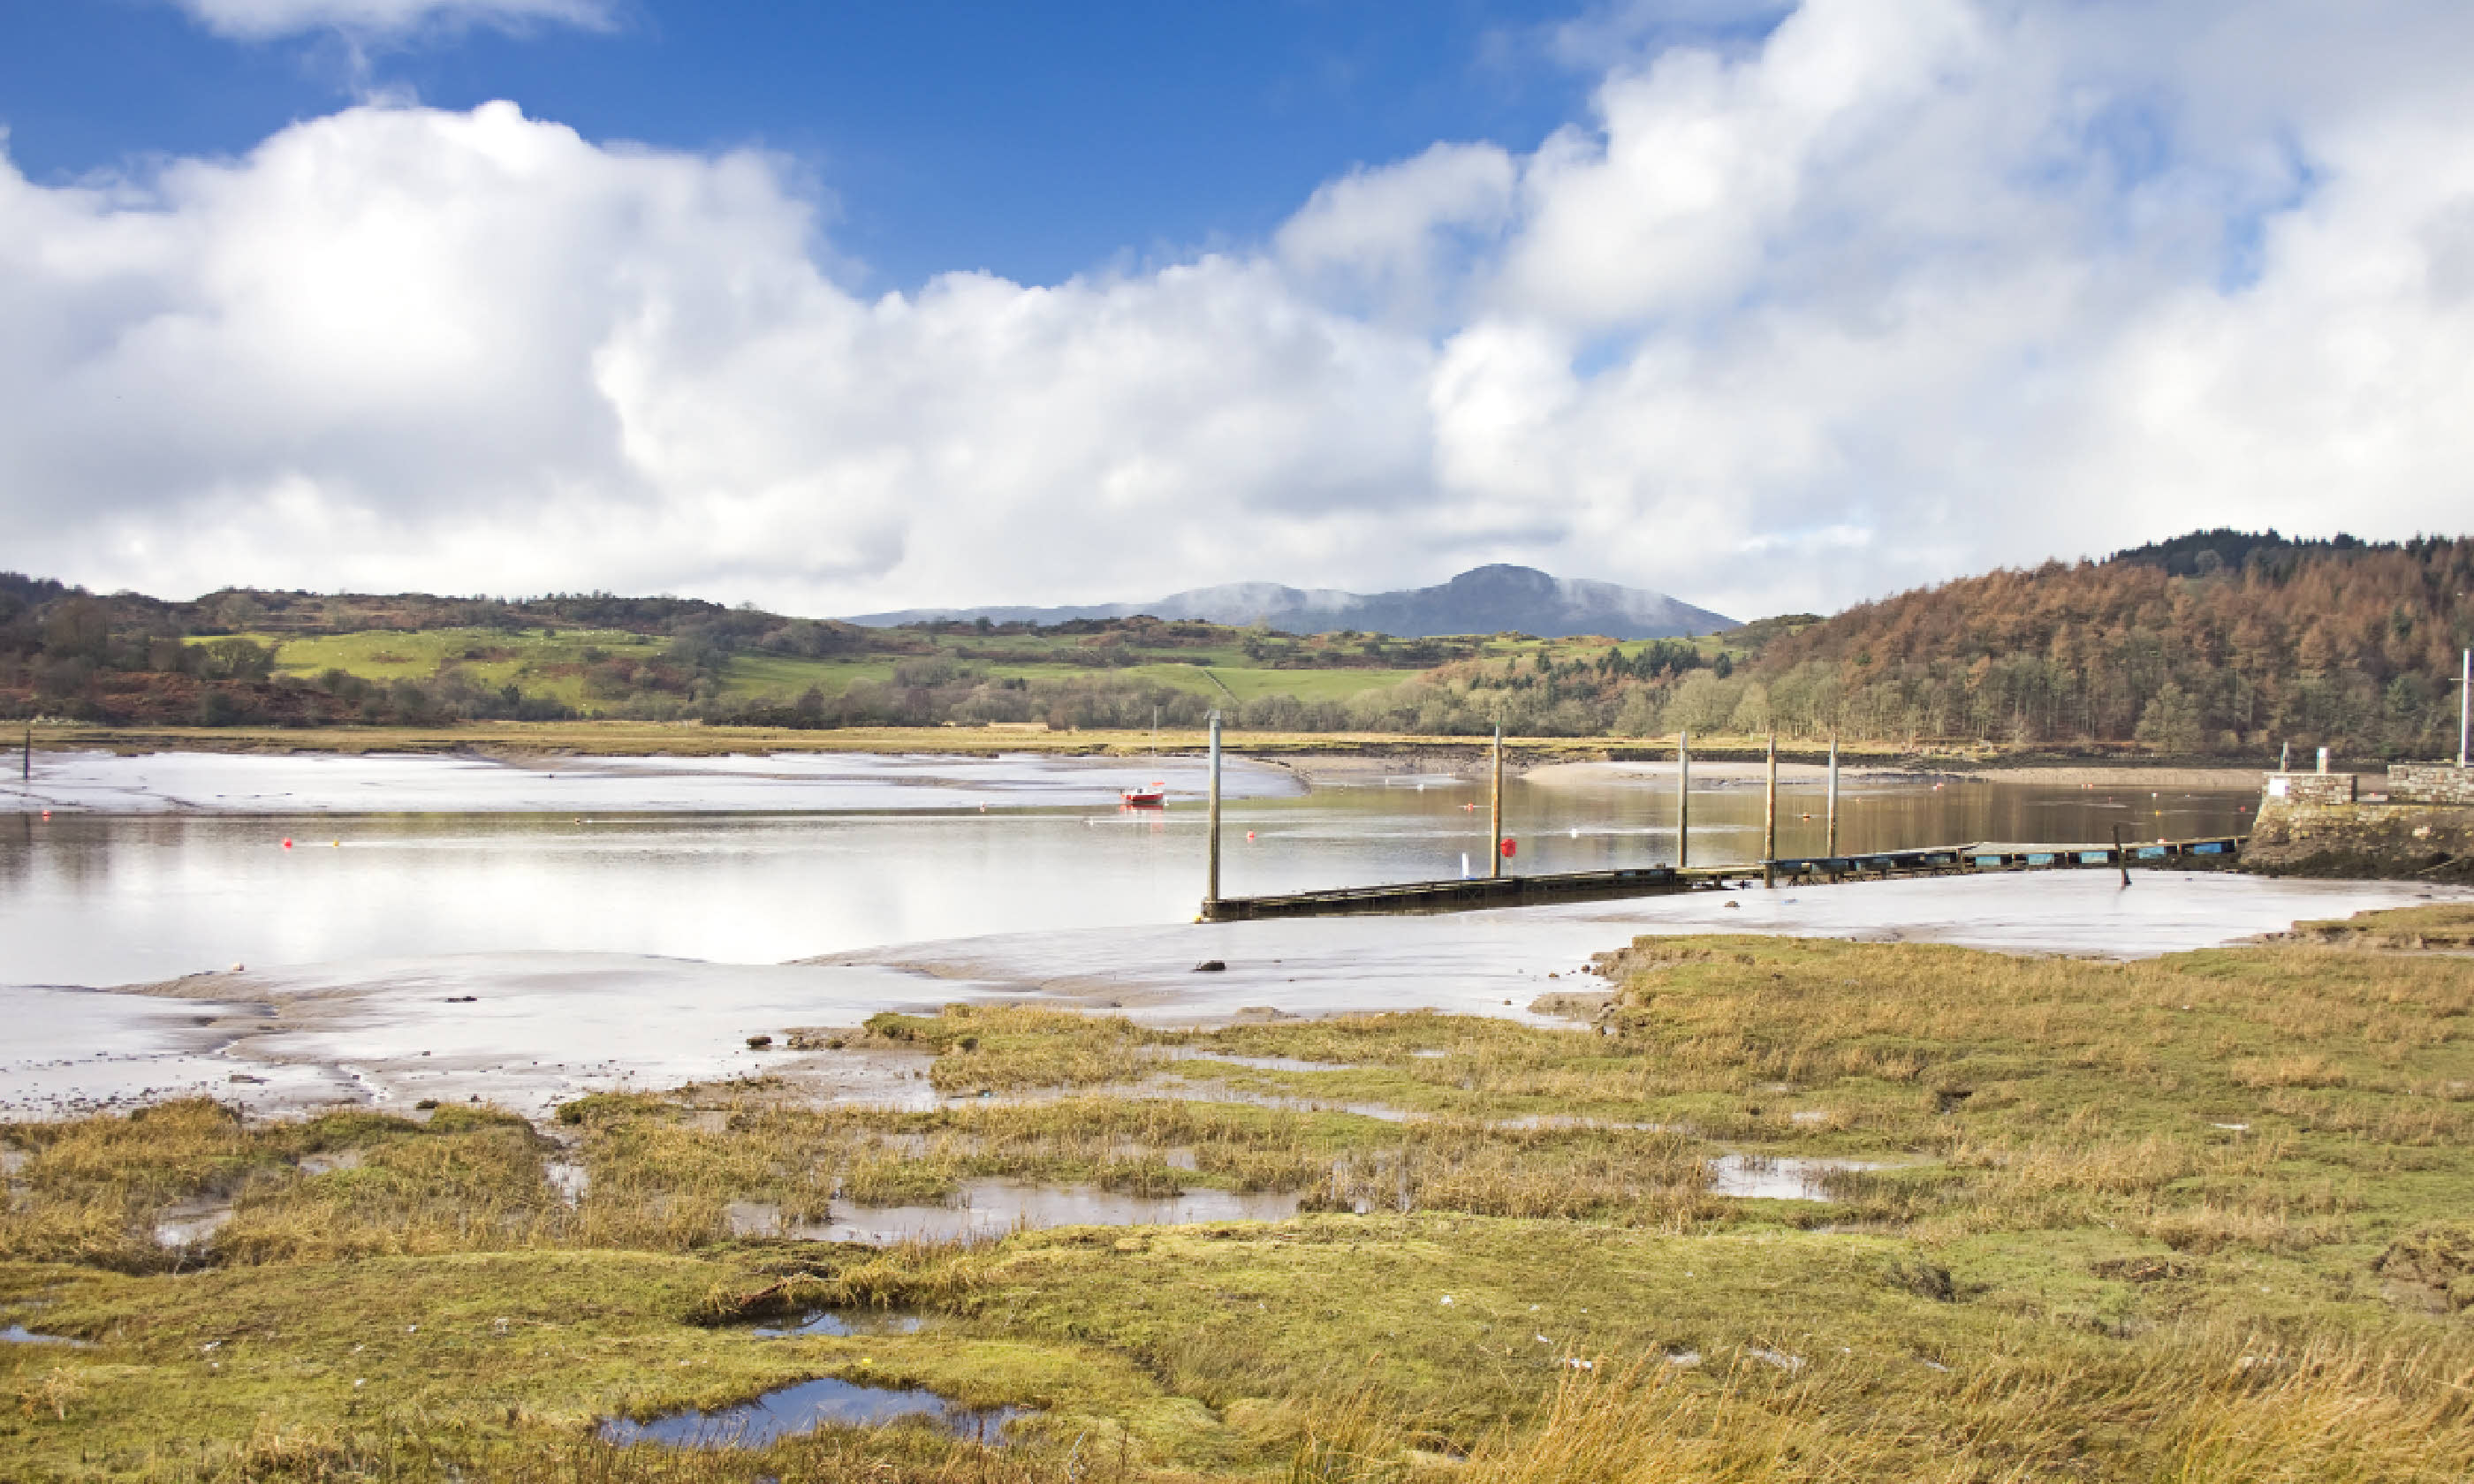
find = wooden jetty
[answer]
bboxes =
[1199,836,2245,921]
[1193,711,2243,923]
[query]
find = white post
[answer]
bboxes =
[1762,731,1778,888]
[2460,648,2469,768]
[1825,735,1840,858]
[2317,746,2330,775]
[1205,710,1222,905]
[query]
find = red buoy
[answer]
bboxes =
[281,837,293,849]
[1500,837,1517,859]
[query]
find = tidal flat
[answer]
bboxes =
[5,911,2473,1480]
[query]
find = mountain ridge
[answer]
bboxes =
[847,564,1736,640]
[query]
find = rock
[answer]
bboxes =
[745,1034,774,1050]
[1193,959,1227,973]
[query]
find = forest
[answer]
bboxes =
[4,530,2470,757]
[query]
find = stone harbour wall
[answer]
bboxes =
[2244,798,2474,882]
[2390,763,2474,806]
[2262,772,2358,805]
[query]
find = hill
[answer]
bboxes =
[848,564,1736,640]
[1727,532,2473,756]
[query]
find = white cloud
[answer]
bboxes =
[175,0,610,42]
[10,0,2474,621]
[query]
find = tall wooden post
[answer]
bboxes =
[1675,731,1690,870]
[1825,735,1840,858]
[2111,822,2131,889]
[1762,731,1779,888]
[1205,710,1223,907]
[1489,723,1505,880]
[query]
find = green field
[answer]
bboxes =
[201,625,1671,713]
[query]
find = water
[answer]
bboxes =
[726,1178,1304,1245]
[0,751,2260,988]
[750,1310,932,1339]
[599,1375,1029,1449]
[1,1325,85,1346]
[1706,1154,1885,1201]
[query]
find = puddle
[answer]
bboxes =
[1154,1049,1355,1074]
[752,1309,934,1338]
[816,1178,1302,1246]
[601,1376,1029,1449]
[300,1149,363,1175]
[1707,1155,1883,1202]
[155,1195,235,1248]
[2,1325,87,1346]
[545,1160,589,1207]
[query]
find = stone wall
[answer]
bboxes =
[2262,772,2357,805]
[2390,763,2474,806]
[2244,798,2474,882]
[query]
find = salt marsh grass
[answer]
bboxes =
[5,906,2473,1479]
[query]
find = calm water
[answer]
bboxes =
[0,753,2258,988]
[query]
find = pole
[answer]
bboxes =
[19,724,27,784]
[1825,735,1840,858]
[2460,647,2469,768]
[1763,731,1778,888]
[1675,731,1690,870]
[2279,740,2289,774]
[1489,723,1505,880]
[2111,823,2131,889]
[1205,710,1222,906]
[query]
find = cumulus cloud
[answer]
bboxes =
[11,0,2474,620]
[174,0,610,42]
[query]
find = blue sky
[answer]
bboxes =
[2,1,1734,289]
[2,1,2470,618]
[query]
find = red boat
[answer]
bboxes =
[1120,781,1167,807]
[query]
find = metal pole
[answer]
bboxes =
[2279,740,2289,774]
[1825,735,1840,858]
[1763,731,1778,888]
[1489,723,1505,880]
[1205,710,1222,906]
[2112,822,2131,889]
[19,724,27,784]
[1675,730,1690,870]
[2461,648,2469,768]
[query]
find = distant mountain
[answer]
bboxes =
[846,564,1737,640]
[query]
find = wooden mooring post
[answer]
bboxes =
[1675,730,1690,869]
[1489,723,1505,880]
[1762,731,1779,888]
[1205,710,1223,907]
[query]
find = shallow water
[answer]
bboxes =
[599,1375,1028,1449]
[154,1195,234,1247]
[732,1177,1304,1246]
[1706,1154,1884,1201]
[0,753,2258,988]
[1,1325,85,1346]
[751,1310,933,1338]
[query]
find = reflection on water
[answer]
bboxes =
[0,757,2258,988]
[751,1309,933,1339]
[600,1376,1028,1449]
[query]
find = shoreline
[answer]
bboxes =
[16,722,2288,782]
[5,872,2457,1124]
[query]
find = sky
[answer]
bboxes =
[4,0,2472,623]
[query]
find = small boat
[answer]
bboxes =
[1121,782,1167,807]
